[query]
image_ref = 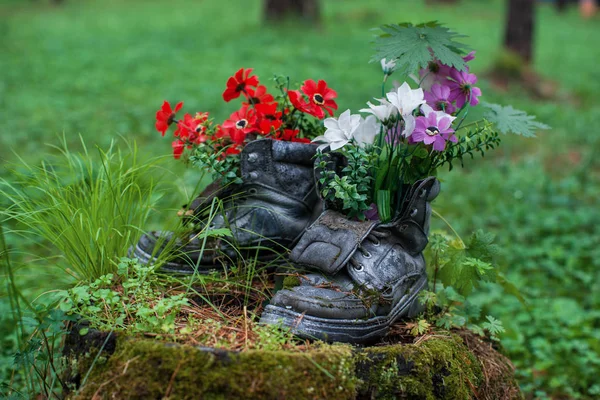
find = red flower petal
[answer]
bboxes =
[172,140,185,159]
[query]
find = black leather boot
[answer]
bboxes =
[132,139,321,274]
[260,177,439,344]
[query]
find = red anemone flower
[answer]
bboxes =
[156,101,183,136]
[288,90,316,116]
[174,113,208,144]
[259,119,283,136]
[222,106,258,135]
[300,79,338,119]
[275,128,310,143]
[172,139,185,159]
[224,145,242,156]
[243,85,274,109]
[222,68,260,102]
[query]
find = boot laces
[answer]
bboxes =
[352,229,391,267]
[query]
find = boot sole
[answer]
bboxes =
[260,275,427,344]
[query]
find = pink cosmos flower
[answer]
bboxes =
[424,84,456,114]
[410,107,457,151]
[447,69,482,108]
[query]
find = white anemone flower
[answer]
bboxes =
[353,115,380,147]
[386,82,426,137]
[359,98,398,123]
[312,109,361,150]
[380,58,397,75]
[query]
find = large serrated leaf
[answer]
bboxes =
[372,22,470,74]
[482,102,550,137]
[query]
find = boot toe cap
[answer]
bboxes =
[270,286,374,320]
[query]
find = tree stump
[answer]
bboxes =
[63,326,522,399]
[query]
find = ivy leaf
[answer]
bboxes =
[482,102,550,137]
[372,22,470,73]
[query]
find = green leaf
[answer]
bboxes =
[376,189,391,222]
[79,328,89,336]
[482,102,550,137]
[410,319,431,336]
[372,22,470,74]
[482,315,505,336]
[194,228,232,239]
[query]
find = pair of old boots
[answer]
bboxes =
[133,139,440,344]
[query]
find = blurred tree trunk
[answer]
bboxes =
[556,0,568,12]
[264,0,320,22]
[504,0,535,63]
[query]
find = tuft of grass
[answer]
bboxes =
[0,136,161,282]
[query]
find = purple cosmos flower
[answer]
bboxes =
[416,59,452,91]
[447,69,482,108]
[364,203,379,221]
[410,108,457,151]
[424,84,456,114]
[463,51,476,63]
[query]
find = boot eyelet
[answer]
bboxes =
[419,189,427,198]
[248,188,258,195]
[361,251,371,259]
[353,263,364,271]
[410,208,418,217]
[373,238,380,246]
[247,153,258,163]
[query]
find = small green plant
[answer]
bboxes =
[418,229,514,340]
[316,147,375,220]
[59,258,189,334]
[0,137,161,282]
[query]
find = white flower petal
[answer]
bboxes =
[329,139,349,151]
[354,115,380,147]
[403,115,416,137]
[387,82,425,116]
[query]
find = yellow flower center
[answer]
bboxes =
[426,126,440,136]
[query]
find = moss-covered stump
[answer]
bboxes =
[63,329,521,400]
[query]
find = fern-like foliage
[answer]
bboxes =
[432,123,501,171]
[372,21,471,74]
[190,145,242,185]
[482,102,550,137]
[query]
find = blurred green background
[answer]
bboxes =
[1,0,599,398]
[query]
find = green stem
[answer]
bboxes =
[432,209,466,249]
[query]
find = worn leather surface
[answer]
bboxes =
[261,177,439,342]
[133,139,321,271]
[290,210,378,275]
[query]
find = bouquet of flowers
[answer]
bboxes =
[309,22,548,222]
[155,22,547,223]
[155,68,335,184]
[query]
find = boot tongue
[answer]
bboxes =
[290,210,377,275]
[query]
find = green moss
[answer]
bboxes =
[72,340,357,399]
[69,333,519,400]
[356,334,483,400]
[282,275,302,290]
